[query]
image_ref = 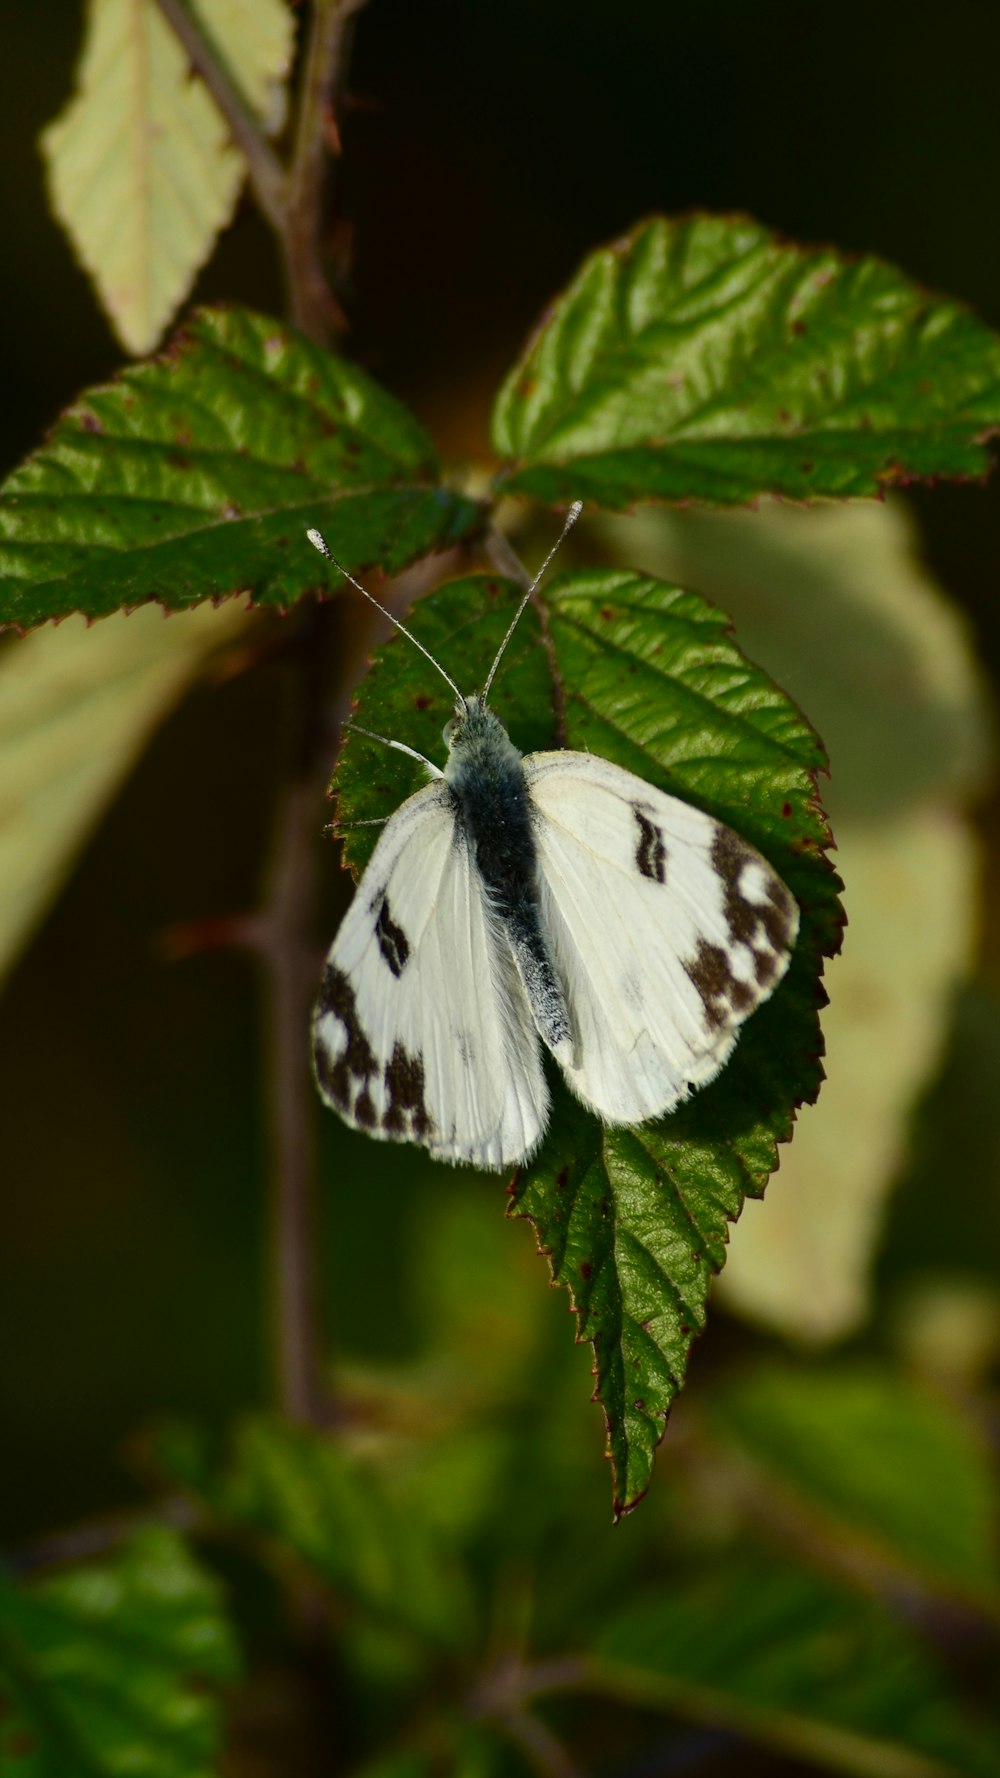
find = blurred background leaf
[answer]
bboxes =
[153,1414,474,1649]
[0,598,252,988]
[0,1526,238,1777]
[595,1550,1000,1778]
[701,1362,999,1613]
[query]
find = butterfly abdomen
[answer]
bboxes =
[446,700,570,1052]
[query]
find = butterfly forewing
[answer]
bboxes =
[312,781,549,1169]
[524,751,799,1123]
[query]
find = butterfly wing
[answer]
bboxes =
[524,751,799,1123]
[313,781,548,1170]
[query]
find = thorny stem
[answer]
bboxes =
[154,0,370,340]
[153,0,371,1421]
[256,605,339,1425]
[285,0,371,341]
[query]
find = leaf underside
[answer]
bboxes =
[492,214,1000,508]
[333,564,841,1514]
[0,307,480,635]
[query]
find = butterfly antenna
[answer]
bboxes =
[306,528,466,710]
[343,720,444,779]
[481,501,583,704]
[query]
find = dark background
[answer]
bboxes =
[3,0,999,1539]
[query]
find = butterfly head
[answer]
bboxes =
[443,694,522,790]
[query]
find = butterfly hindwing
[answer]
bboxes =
[524,751,799,1123]
[313,781,549,1169]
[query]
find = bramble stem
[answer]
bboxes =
[256,611,339,1424]
[154,0,371,340]
[153,0,372,1421]
[285,0,371,341]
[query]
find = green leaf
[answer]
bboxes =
[0,1527,238,1778]
[0,599,251,989]
[593,1551,1000,1778]
[704,1363,1000,1612]
[41,0,295,357]
[333,564,841,1513]
[0,306,479,634]
[492,215,1000,507]
[155,1416,473,1650]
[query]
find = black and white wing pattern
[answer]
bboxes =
[312,781,548,1169]
[524,751,799,1123]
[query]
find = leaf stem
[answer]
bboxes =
[150,0,287,227]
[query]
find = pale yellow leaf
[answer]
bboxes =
[0,599,252,987]
[40,0,294,356]
[198,0,296,134]
[720,809,978,1341]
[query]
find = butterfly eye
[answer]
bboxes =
[443,717,459,747]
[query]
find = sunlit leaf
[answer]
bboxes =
[0,307,479,634]
[594,1551,1000,1778]
[334,565,841,1513]
[0,1527,238,1778]
[493,215,1000,508]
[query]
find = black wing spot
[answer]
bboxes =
[383,1042,434,1140]
[633,807,667,884]
[711,826,795,954]
[684,939,755,1031]
[373,892,411,978]
[314,966,378,1115]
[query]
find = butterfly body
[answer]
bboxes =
[313,690,799,1172]
[444,697,571,1056]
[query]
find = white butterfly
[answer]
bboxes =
[308,508,799,1172]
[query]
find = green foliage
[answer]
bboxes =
[595,1550,1000,1778]
[705,1364,1000,1610]
[0,307,479,634]
[493,215,1000,507]
[338,563,840,1511]
[155,1416,473,1648]
[0,1528,238,1777]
